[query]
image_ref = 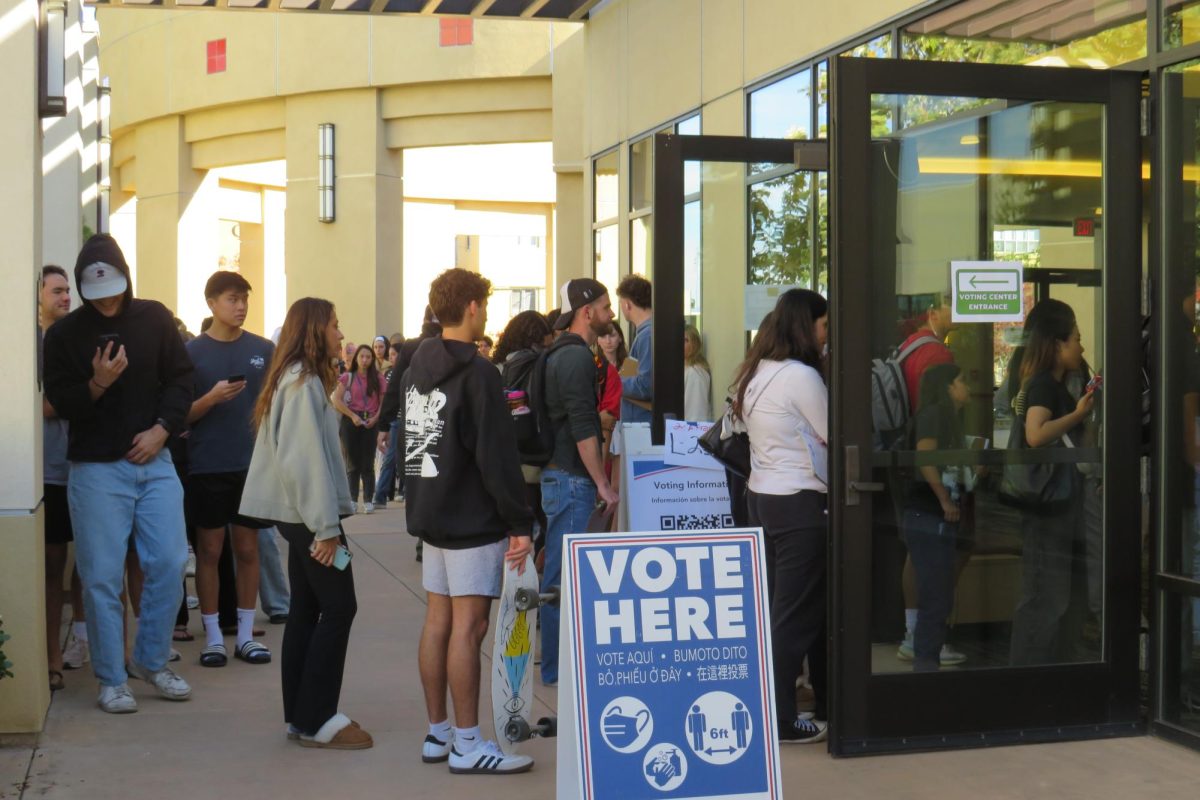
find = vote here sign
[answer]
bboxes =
[558,529,781,800]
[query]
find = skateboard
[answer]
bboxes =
[491,554,558,754]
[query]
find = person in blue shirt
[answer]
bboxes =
[616,274,653,424]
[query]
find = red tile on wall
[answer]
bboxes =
[207,39,227,74]
[438,18,473,47]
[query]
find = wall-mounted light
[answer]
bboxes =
[39,0,67,118]
[318,123,335,223]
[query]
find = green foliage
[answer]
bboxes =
[0,615,13,680]
[750,172,814,287]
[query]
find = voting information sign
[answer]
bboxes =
[558,529,781,800]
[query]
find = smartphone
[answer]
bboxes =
[227,374,246,383]
[98,333,122,356]
[332,545,353,571]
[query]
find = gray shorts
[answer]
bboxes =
[421,539,507,598]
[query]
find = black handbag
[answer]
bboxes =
[998,392,1077,514]
[698,402,751,478]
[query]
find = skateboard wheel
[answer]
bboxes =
[537,716,558,738]
[505,716,532,743]
[514,588,537,612]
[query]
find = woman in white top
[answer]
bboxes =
[241,298,372,750]
[731,288,829,744]
[683,324,713,421]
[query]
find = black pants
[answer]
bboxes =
[175,525,237,628]
[748,489,828,725]
[276,521,358,736]
[901,508,957,671]
[340,417,378,502]
[1010,504,1080,666]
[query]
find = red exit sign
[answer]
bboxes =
[1074,217,1095,237]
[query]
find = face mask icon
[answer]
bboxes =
[602,706,651,750]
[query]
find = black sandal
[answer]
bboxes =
[49,670,65,692]
[235,641,272,664]
[200,643,228,667]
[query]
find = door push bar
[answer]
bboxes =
[845,445,884,506]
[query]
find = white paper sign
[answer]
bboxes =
[663,419,723,471]
[951,261,1024,323]
[744,285,798,331]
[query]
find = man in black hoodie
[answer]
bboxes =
[404,268,534,775]
[43,234,194,714]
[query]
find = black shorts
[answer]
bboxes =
[187,471,265,531]
[44,483,74,545]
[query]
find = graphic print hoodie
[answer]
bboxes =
[403,337,533,549]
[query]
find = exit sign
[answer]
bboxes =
[1074,217,1095,237]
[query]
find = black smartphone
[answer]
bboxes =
[98,333,122,356]
[227,374,246,383]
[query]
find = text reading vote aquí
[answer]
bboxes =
[587,545,746,645]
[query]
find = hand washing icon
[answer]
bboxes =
[600,696,654,753]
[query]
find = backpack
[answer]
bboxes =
[870,333,937,448]
[501,338,587,467]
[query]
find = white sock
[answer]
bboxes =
[454,726,482,752]
[429,720,452,742]
[202,613,222,649]
[72,621,88,643]
[905,609,918,638]
[236,608,256,649]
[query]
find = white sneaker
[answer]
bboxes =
[127,662,192,701]
[63,637,90,670]
[939,644,967,666]
[186,595,199,610]
[448,740,534,775]
[364,502,375,514]
[422,731,454,763]
[98,683,138,714]
[185,550,197,578]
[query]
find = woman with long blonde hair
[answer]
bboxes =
[240,298,372,750]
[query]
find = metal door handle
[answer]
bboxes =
[845,445,884,506]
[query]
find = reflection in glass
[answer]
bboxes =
[904,1,1145,68]
[866,94,1106,673]
[594,150,619,223]
[1165,0,1200,49]
[632,214,652,279]
[1160,592,1200,736]
[749,68,811,141]
[684,201,701,317]
[631,138,652,212]
[594,224,618,295]
[749,171,813,288]
[679,115,702,197]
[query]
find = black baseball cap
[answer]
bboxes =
[553,278,608,330]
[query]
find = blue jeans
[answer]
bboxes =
[69,450,188,687]
[901,508,957,672]
[539,468,595,684]
[373,421,399,505]
[258,528,291,617]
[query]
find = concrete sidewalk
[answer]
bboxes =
[2,505,1200,799]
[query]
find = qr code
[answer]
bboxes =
[660,513,736,531]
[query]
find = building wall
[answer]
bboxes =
[96,10,585,345]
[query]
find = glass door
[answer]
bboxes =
[830,57,1143,753]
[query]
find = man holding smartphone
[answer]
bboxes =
[43,234,194,714]
[185,271,275,668]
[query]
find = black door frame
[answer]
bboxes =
[650,134,829,445]
[830,56,1144,754]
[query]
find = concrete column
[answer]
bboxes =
[133,115,204,313]
[0,0,50,735]
[285,90,403,346]
[554,171,586,285]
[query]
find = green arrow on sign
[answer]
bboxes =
[970,275,1010,288]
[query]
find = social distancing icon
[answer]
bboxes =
[686,690,752,766]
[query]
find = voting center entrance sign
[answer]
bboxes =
[556,529,782,800]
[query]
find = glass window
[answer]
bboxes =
[1158,591,1200,736]
[861,92,1106,673]
[684,200,701,317]
[679,114,702,197]
[749,171,814,288]
[1166,0,1200,49]
[632,214,652,279]
[594,150,619,224]
[594,224,619,294]
[631,137,653,213]
[749,68,811,141]
[844,32,893,59]
[816,61,829,139]
[903,1,1145,69]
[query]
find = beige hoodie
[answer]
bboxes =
[240,363,354,540]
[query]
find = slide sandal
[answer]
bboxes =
[200,643,227,668]
[235,641,272,664]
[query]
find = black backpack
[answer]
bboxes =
[501,338,586,467]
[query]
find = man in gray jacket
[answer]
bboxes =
[539,278,619,686]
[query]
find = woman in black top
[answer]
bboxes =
[1008,299,1096,666]
[902,363,971,671]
